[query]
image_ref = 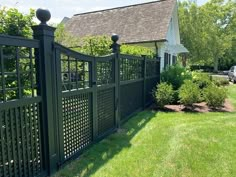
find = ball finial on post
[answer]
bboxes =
[110,33,120,53]
[36,8,51,25]
[111,34,119,43]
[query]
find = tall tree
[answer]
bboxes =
[178,0,236,71]
[0,8,36,99]
[0,7,35,37]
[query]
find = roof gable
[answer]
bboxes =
[65,0,176,44]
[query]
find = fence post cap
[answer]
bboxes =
[111,34,119,43]
[36,8,51,25]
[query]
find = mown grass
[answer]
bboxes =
[54,85,236,177]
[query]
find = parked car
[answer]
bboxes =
[222,70,229,75]
[228,66,236,83]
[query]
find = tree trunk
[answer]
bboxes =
[213,57,219,73]
[182,54,187,67]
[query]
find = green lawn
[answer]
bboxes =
[54,85,236,177]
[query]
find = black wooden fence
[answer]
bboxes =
[0,9,160,177]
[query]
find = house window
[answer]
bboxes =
[164,53,172,69]
[164,53,168,69]
[168,54,171,66]
[172,55,177,65]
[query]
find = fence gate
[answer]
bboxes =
[54,44,117,165]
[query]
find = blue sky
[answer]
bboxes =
[0,0,208,24]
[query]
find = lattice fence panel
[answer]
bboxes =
[96,61,114,85]
[0,102,42,177]
[120,57,143,81]
[146,60,159,77]
[97,88,115,136]
[120,81,143,120]
[60,54,90,91]
[62,93,93,160]
[0,46,38,103]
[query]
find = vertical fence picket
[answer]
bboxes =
[4,109,12,177]
[54,49,64,164]
[32,103,38,176]
[0,47,6,102]
[28,104,35,176]
[0,110,7,177]
[19,106,27,177]
[36,103,43,173]
[10,108,17,177]
[24,105,31,177]
[15,107,22,177]
[92,57,98,140]
[16,47,22,99]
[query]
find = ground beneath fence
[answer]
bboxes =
[153,99,234,113]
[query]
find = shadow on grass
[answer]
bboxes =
[54,111,156,177]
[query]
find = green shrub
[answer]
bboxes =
[202,84,227,108]
[212,77,229,87]
[120,45,155,58]
[192,71,212,89]
[154,82,174,108]
[68,35,155,57]
[172,90,179,104]
[161,65,192,90]
[179,80,201,106]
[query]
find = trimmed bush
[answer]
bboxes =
[212,77,229,87]
[161,65,192,90]
[192,72,212,89]
[154,82,174,108]
[203,84,227,108]
[179,80,201,106]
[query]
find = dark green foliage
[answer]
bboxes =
[78,35,112,56]
[154,82,174,108]
[77,36,155,57]
[213,77,230,86]
[120,45,155,58]
[192,72,212,89]
[0,8,36,100]
[178,0,236,71]
[54,28,155,57]
[203,84,227,108]
[0,7,35,37]
[161,65,192,90]
[172,90,179,104]
[179,80,201,106]
[55,24,80,47]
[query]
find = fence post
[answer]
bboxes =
[31,9,58,175]
[92,57,98,140]
[142,55,147,108]
[157,56,161,83]
[110,34,121,128]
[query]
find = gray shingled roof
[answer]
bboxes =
[65,0,176,44]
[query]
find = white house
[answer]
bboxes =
[64,0,188,71]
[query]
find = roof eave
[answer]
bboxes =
[124,39,167,45]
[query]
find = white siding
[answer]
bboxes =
[159,3,180,71]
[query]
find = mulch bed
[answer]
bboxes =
[153,99,234,113]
